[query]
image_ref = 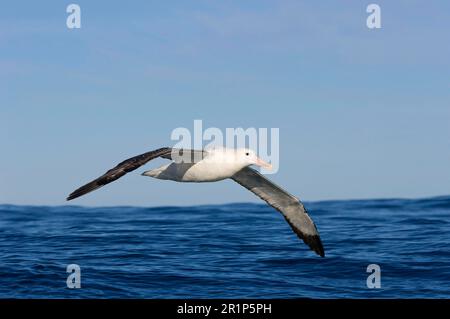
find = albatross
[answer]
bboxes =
[66,147,325,257]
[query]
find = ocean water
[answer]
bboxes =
[0,196,449,298]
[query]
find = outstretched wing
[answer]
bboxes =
[67,147,174,200]
[67,148,207,200]
[231,167,325,257]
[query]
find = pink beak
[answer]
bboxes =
[255,157,273,170]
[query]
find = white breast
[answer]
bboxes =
[143,152,246,182]
[180,160,243,182]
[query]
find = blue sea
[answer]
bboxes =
[0,196,449,298]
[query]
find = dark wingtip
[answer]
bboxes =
[66,185,96,201]
[282,216,326,257]
[66,192,80,201]
[312,236,325,257]
[303,234,325,257]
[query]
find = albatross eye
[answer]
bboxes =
[245,152,249,156]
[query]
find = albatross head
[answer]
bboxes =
[235,148,273,170]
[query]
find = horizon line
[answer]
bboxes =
[1,194,449,209]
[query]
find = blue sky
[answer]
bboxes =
[1,1,449,206]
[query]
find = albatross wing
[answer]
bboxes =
[67,148,207,200]
[67,147,173,200]
[231,167,325,257]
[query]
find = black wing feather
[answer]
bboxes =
[67,147,172,201]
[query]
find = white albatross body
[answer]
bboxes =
[66,147,325,257]
[143,148,270,182]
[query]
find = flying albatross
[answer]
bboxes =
[67,147,325,257]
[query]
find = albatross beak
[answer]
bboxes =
[255,157,273,170]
